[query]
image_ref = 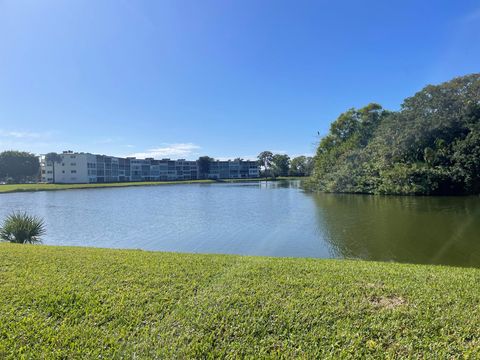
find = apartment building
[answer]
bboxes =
[40,152,97,184]
[39,151,259,184]
[207,160,260,179]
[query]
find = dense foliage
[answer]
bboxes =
[257,151,312,177]
[197,156,214,179]
[0,150,39,183]
[271,154,290,176]
[289,155,314,177]
[309,74,480,195]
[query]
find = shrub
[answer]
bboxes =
[0,212,46,244]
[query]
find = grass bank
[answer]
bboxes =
[0,177,305,194]
[0,180,215,193]
[1,244,479,358]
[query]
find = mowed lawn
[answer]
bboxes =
[1,244,479,358]
[0,180,215,193]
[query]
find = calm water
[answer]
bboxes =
[1,181,480,267]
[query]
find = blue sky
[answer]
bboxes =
[0,0,479,160]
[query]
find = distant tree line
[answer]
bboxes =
[257,151,313,177]
[195,154,313,179]
[0,151,39,183]
[308,73,480,195]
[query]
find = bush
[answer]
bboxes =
[0,212,46,244]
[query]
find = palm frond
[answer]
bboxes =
[0,212,46,244]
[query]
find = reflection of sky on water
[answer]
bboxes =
[1,181,480,267]
[0,181,328,259]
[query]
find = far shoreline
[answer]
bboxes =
[0,176,306,194]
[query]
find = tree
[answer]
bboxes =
[197,156,214,179]
[304,157,314,176]
[309,73,480,195]
[0,212,46,244]
[0,151,40,183]
[271,154,290,177]
[45,152,63,183]
[290,156,314,176]
[257,151,273,177]
[451,129,480,193]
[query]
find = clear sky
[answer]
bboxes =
[0,1,479,160]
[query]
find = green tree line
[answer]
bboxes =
[257,151,313,177]
[0,151,39,183]
[308,73,480,195]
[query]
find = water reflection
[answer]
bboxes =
[309,193,480,267]
[0,181,479,267]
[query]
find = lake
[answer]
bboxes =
[1,180,480,267]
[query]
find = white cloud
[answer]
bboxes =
[129,143,201,159]
[0,129,60,154]
[0,129,52,139]
[289,153,314,158]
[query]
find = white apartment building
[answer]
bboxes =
[40,152,97,183]
[39,151,259,184]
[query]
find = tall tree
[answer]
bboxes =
[257,151,273,177]
[197,156,214,179]
[271,154,290,177]
[0,151,40,182]
[45,152,63,183]
[290,156,314,176]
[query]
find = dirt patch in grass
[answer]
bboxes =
[369,295,407,309]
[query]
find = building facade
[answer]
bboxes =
[207,160,260,179]
[40,151,259,184]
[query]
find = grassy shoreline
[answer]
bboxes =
[0,177,306,194]
[1,243,479,358]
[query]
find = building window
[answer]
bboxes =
[71,163,76,166]
[71,170,77,174]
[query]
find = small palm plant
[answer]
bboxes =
[0,212,46,244]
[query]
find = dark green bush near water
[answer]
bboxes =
[0,212,46,244]
[308,74,480,195]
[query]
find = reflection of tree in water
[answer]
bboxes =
[308,193,480,267]
[260,180,303,189]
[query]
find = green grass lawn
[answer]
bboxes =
[0,180,216,193]
[0,177,305,194]
[1,244,479,358]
